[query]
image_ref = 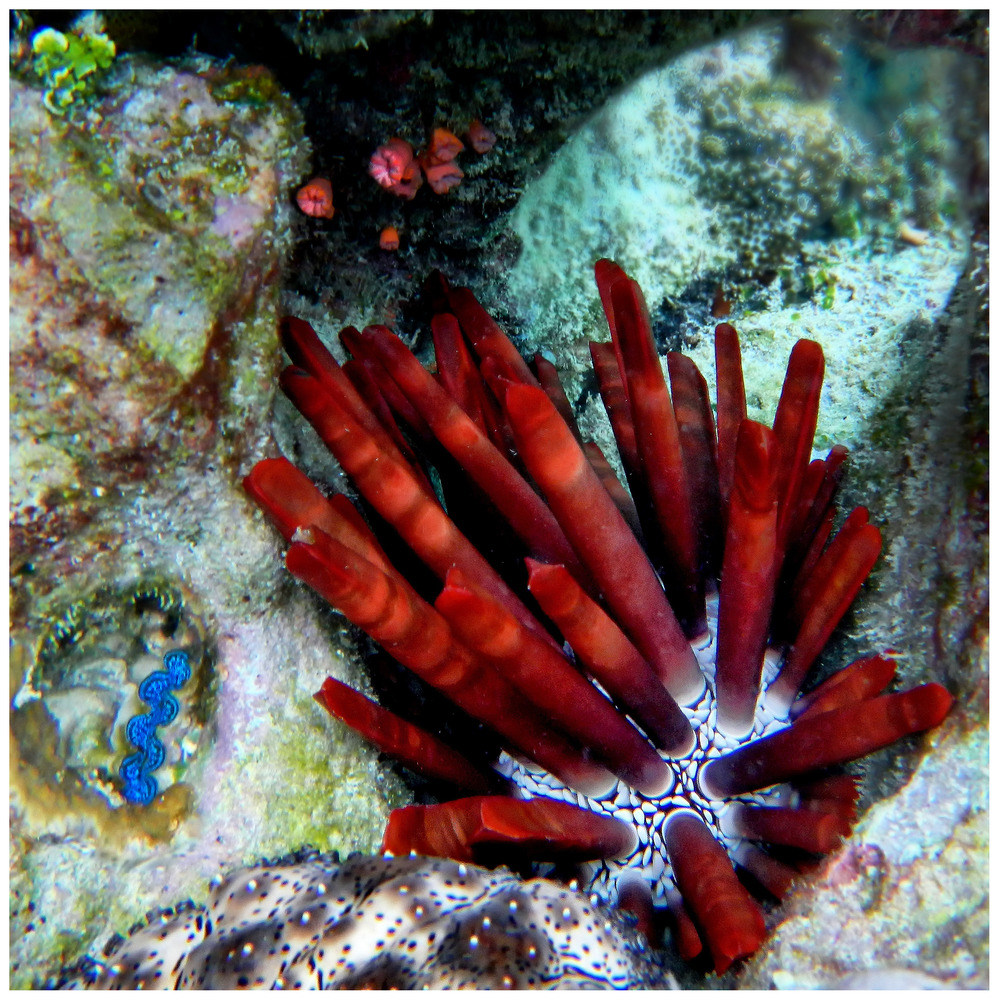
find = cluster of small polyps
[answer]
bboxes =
[77,854,665,989]
[244,260,952,973]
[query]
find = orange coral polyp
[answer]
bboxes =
[424,160,464,194]
[423,127,464,165]
[296,177,335,219]
[379,225,400,251]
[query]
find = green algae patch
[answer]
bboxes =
[208,63,288,107]
[259,695,406,859]
[30,23,116,116]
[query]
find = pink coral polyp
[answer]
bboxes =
[369,138,423,199]
[424,161,464,195]
[369,142,407,186]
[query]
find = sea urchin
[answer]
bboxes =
[244,261,951,973]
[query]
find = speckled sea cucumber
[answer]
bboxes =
[72,853,671,989]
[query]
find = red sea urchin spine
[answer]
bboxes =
[588,341,642,480]
[713,322,748,516]
[771,507,884,710]
[602,271,704,633]
[589,340,651,535]
[664,813,766,974]
[314,677,495,793]
[583,441,645,533]
[443,285,540,389]
[790,652,898,720]
[280,318,395,455]
[382,795,638,866]
[533,352,583,440]
[615,875,659,946]
[287,526,616,797]
[244,456,392,571]
[714,420,780,737]
[593,258,629,379]
[730,842,801,900]
[726,803,844,854]
[771,338,825,557]
[667,350,724,576]
[782,444,849,579]
[525,559,694,755]
[339,327,436,448]
[431,312,503,444]
[502,381,704,704]
[701,684,953,797]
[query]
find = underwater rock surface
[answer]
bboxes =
[9,11,988,990]
[507,25,983,381]
[756,723,988,990]
[9,44,407,988]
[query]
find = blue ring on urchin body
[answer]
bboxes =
[120,649,192,805]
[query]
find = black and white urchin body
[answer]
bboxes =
[498,591,797,903]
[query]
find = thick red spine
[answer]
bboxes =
[773,508,883,710]
[526,559,694,755]
[665,813,766,974]
[445,285,539,388]
[314,677,494,793]
[714,322,747,516]
[729,803,843,853]
[771,338,825,557]
[714,420,780,736]
[609,276,703,632]
[702,684,953,797]
[243,457,391,572]
[790,653,897,720]
[533,352,582,440]
[382,795,638,865]
[360,324,589,580]
[667,350,723,577]
[503,381,703,703]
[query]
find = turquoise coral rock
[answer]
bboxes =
[505,25,976,378]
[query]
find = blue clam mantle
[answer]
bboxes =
[119,649,191,805]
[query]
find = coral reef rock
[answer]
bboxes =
[9,41,406,989]
[69,854,674,989]
[506,23,981,367]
